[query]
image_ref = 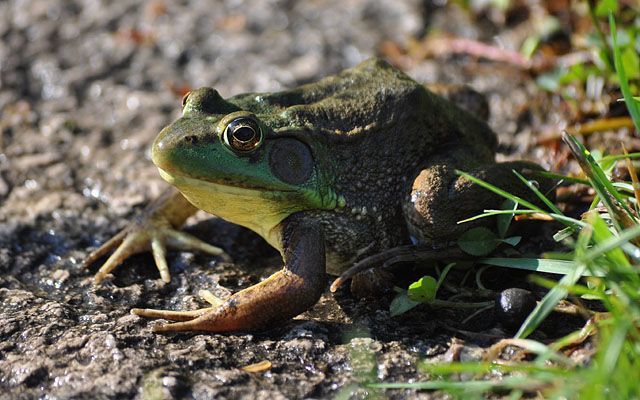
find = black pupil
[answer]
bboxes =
[233,126,255,142]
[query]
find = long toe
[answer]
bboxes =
[131,307,211,322]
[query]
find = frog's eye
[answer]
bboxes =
[222,117,263,153]
[181,91,191,108]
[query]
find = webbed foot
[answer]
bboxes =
[84,189,229,284]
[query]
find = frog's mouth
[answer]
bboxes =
[157,167,294,195]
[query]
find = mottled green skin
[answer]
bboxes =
[153,59,533,275]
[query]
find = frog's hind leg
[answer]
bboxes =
[403,159,552,244]
[331,160,552,292]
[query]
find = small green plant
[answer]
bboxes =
[388,200,522,318]
[388,263,496,317]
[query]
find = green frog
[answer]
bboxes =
[85,59,547,333]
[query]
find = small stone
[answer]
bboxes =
[495,288,537,332]
[51,269,70,283]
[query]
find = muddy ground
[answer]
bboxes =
[1,1,580,399]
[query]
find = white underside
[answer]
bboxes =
[158,168,292,250]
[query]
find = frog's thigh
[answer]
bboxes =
[404,161,544,241]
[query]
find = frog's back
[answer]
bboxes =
[229,58,496,158]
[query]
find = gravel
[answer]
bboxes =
[0,1,562,398]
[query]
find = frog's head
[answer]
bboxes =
[152,88,340,244]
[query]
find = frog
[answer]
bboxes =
[84,58,549,333]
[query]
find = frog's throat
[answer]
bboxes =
[158,168,326,250]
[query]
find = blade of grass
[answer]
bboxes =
[600,321,631,375]
[418,361,571,376]
[497,199,517,238]
[613,182,640,195]
[563,133,637,228]
[456,170,546,213]
[601,152,640,163]
[480,257,601,276]
[581,223,640,265]
[610,14,640,134]
[529,170,590,186]
[512,169,566,216]
[369,375,554,392]
[566,132,635,218]
[587,211,631,269]
[459,209,585,228]
[587,0,615,70]
[554,226,575,241]
[550,315,599,351]
[436,262,455,290]
[515,221,594,339]
[622,143,640,216]
[528,276,605,299]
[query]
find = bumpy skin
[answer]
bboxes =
[87,59,549,333]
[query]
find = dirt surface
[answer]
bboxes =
[1,1,572,399]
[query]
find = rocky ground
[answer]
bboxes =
[1,1,573,399]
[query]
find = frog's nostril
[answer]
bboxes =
[183,135,199,144]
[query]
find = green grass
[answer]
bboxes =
[537,1,639,100]
[374,11,640,399]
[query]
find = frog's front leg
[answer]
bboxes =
[84,188,228,283]
[132,218,326,333]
